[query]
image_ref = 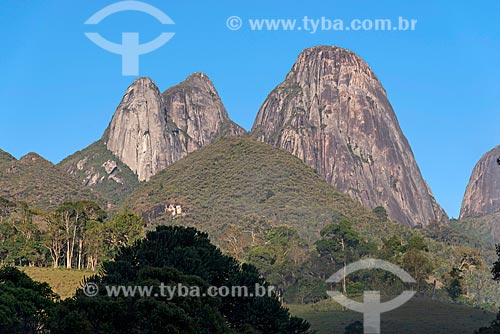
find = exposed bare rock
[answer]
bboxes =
[104,74,245,182]
[102,160,118,175]
[104,77,186,181]
[251,46,447,227]
[59,140,139,208]
[62,74,245,204]
[84,168,102,187]
[162,72,246,152]
[460,146,500,218]
[76,157,88,171]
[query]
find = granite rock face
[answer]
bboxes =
[460,146,500,218]
[104,75,245,182]
[104,77,185,181]
[58,140,139,208]
[162,72,246,153]
[251,46,447,227]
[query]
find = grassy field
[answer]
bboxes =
[289,297,496,334]
[19,267,94,299]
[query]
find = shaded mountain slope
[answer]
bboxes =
[0,152,98,210]
[58,140,139,208]
[123,137,388,247]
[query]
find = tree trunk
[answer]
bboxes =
[77,239,83,270]
[65,212,72,269]
[431,280,437,299]
[69,225,77,269]
[341,238,347,295]
[53,254,59,268]
[66,242,71,269]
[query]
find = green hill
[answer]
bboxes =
[123,137,402,248]
[59,140,139,208]
[0,151,99,211]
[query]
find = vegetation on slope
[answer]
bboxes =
[289,297,495,334]
[451,214,500,249]
[0,152,99,211]
[59,140,139,208]
[0,149,16,166]
[123,137,381,246]
[122,137,500,306]
[2,136,500,333]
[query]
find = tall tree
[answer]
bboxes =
[474,245,500,333]
[315,220,364,294]
[56,202,78,269]
[401,249,433,291]
[55,201,106,270]
[107,211,144,252]
[81,219,105,271]
[43,213,65,268]
[0,202,43,267]
[0,267,58,334]
[50,226,313,334]
[74,201,106,270]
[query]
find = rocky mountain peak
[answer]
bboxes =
[103,73,244,182]
[183,72,215,88]
[460,146,500,218]
[19,152,49,164]
[104,77,184,182]
[287,46,377,82]
[116,77,159,106]
[130,76,154,87]
[162,73,245,152]
[251,45,447,227]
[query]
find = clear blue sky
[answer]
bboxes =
[1,0,500,218]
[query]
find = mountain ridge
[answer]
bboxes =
[58,140,139,208]
[122,136,389,254]
[59,72,246,203]
[251,45,447,227]
[0,149,99,210]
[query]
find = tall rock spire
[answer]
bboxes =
[104,77,185,181]
[460,146,500,218]
[251,46,447,226]
[104,74,245,182]
[162,72,245,152]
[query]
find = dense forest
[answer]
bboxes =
[0,196,496,308]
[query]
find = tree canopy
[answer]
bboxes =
[50,226,312,334]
